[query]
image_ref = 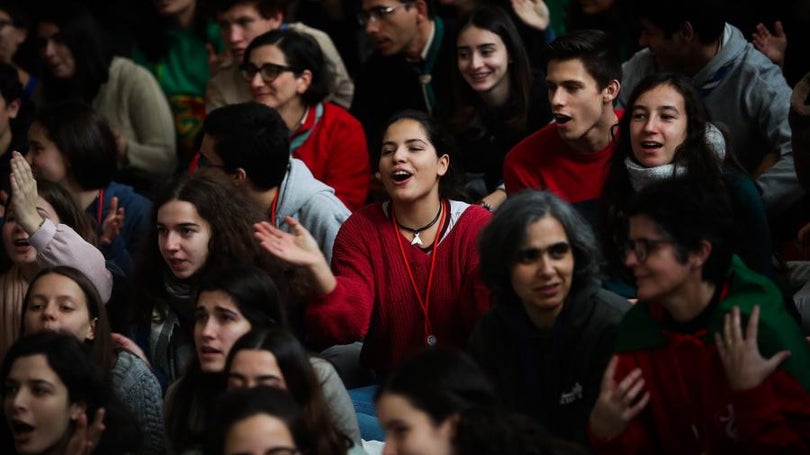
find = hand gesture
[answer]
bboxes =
[100,197,125,246]
[715,305,791,391]
[207,43,232,74]
[9,151,43,234]
[589,356,650,440]
[511,0,550,31]
[111,333,150,367]
[254,217,327,268]
[65,408,105,455]
[752,21,786,67]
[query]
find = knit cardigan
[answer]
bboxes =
[306,201,493,373]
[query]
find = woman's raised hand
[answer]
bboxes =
[511,0,550,31]
[715,305,791,391]
[255,216,326,268]
[65,408,105,455]
[589,356,649,440]
[9,151,43,234]
[100,197,125,246]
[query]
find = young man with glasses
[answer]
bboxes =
[200,102,350,263]
[351,0,456,167]
[206,0,353,111]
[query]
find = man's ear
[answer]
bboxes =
[689,239,712,270]
[233,168,248,186]
[603,80,621,104]
[679,21,696,43]
[413,0,429,22]
[6,99,20,119]
[267,10,284,29]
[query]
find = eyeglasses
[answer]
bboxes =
[197,154,226,170]
[239,62,299,83]
[624,237,675,263]
[357,2,412,26]
[265,448,300,455]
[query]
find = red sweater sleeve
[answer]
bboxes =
[305,211,375,344]
[733,370,810,454]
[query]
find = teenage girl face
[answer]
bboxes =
[376,393,455,455]
[629,83,688,168]
[36,22,75,79]
[157,199,212,280]
[227,349,287,390]
[456,25,510,96]
[194,290,252,373]
[224,413,298,455]
[379,118,449,204]
[24,273,97,342]
[4,354,85,455]
[27,122,69,184]
[2,196,61,266]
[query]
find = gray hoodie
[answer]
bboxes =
[275,158,351,263]
[619,23,802,215]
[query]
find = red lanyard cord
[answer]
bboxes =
[269,190,280,226]
[96,188,105,227]
[391,200,447,345]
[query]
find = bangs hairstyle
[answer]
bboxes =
[479,190,602,302]
[21,266,114,372]
[243,28,330,106]
[452,5,533,138]
[627,176,736,285]
[375,348,496,424]
[32,101,118,190]
[544,29,621,89]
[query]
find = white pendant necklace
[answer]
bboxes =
[396,203,443,246]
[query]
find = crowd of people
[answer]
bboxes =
[0,0,809,454]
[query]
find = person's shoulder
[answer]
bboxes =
[323,102,363,127]
[287,22,330,42]
[591,288,632,320]
[507,121,558,159]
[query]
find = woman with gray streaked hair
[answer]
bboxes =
[469,189,630,447]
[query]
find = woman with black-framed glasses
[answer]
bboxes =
[242,29,370,211]
[589,176,810,453]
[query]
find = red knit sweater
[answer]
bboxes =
[291,102,370,211]
[306,201,493,373]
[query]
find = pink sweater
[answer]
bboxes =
[306,201,493,373]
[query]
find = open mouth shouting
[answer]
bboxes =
[554,114,572,125]
[10,419,35,443]
[391,170,413,185]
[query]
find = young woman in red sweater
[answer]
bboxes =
[255,110,492,374]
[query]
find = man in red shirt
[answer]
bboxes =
[503,29,621,223]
